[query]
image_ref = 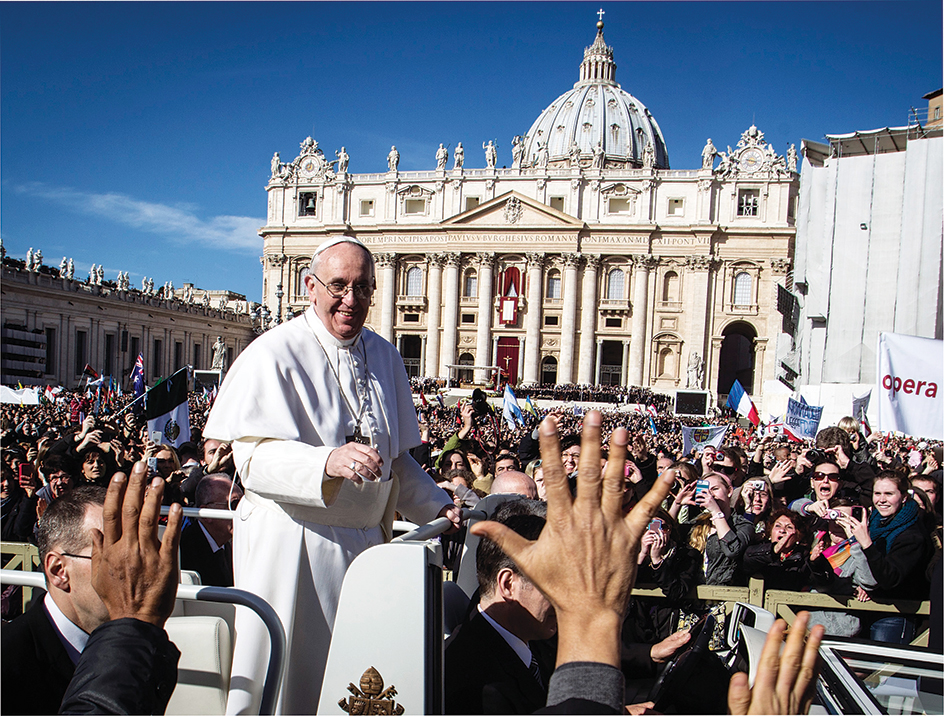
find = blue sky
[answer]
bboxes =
[2,1,940,303]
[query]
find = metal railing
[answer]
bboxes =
[1,568,286,715]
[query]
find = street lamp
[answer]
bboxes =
[275,283,284,325]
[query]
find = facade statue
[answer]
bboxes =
[435,143,448,170]
[59,257,68,278]
[787,143,798,173]
[702,139,716,170]
[32,249,43,272]
[453,142,464,169]
[483,140,497,168]
[89,264,97,283]
[592,141,604,169]
[387,146,399,172]
[203,291,211,307]
[336,147,349,173]
[536,141,549,168]
[97,265,104,284]
[66,258,74,280]
[642,142,655,170]
[686,351,705,389]
[184,284,194,303]
[569,141,581,168]
[271,152,281,178]
[211,336,227,371]
[511,136,524,168]
[25,248,33,272]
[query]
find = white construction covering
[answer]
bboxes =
[791,134,943,396]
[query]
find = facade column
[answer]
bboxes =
[439,253,461,378]
[621,340,630,385]
[474,253,495,383]
[420,335,427,376]
[683,255,714,385]
[558,253,580,384]
[424,254,444,377]
[577,255,600,384]
[376,253,397,344]
[708,336,724,396]
[628,255,655,386]
[753,338,767,393]
[594,338,603,384]
[522,253,545,384]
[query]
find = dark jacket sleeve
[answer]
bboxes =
[742,541,776,574]
[651,545,702,604]
[863,524,931,598]
[59,619,180,715]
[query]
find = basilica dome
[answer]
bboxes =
[519,21,669,170]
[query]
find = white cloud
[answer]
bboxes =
[14,183,263,252]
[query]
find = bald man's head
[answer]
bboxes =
[490,470,538,499]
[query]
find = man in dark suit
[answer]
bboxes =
[1,485,108,714]
[180,473,242,587]
[445,501,554,714]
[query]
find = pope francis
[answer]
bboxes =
[205,237,457,714]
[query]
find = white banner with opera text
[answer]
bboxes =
[876,332,943,440]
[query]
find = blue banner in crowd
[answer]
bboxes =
[785,397,823,439]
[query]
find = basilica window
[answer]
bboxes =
[662,271,680,303]
[465,197,480,211]
[667,198,684,216]
[359,200,375,217]
[463,269,478,298]
[606,268,625,299]
[737,189,759,217]
[404,198,427,215]
[541,356,558,384]
[550,197,565,213]
[544,315,559,326]
[546,269,562,299]
[405,267,423,296]
[607,198,631,214]
[733,271,753,306]
[298,192,317,217]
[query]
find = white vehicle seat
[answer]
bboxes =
[164,615,232,716]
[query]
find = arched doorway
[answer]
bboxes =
[457,352,474,384]
[717,322,756,395]
[541,356,558,385]
[400,335,422,378]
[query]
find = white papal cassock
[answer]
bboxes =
[204,307,451,714]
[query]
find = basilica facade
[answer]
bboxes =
[259,21,796,407]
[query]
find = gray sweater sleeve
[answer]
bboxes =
[545,661,624,711]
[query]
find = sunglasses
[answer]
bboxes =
[711,463,738,476]
[811,471,840,482]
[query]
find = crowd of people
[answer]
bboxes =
[5,381,940,639]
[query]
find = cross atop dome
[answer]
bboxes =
[597,7,605,26]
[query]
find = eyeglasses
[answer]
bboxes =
[205,496,241,510]
[48,473,71,482]
[313,275,373,301]
[711,463,738,476]
[811,471,840,482]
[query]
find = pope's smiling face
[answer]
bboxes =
[305,243,375,341]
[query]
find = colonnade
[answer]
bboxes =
[373,251,667,385]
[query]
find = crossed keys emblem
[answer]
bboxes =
[338,666,404,715]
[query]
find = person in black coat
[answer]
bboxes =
[179,474,241,587]
[445,502,554,714]
[741,509,812,590]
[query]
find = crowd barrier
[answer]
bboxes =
[3,540,931,647]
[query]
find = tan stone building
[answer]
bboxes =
[1,261,256,388]
[259,22,796,407]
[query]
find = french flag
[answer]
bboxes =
[727,379,760,426]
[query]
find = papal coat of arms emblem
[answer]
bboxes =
[692,427,710,444]
[163,419,180,443]
[338,666,404,715]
